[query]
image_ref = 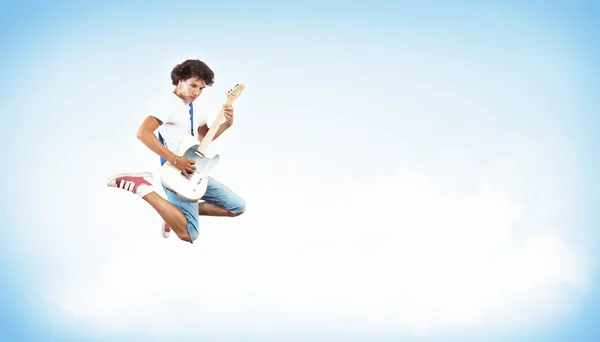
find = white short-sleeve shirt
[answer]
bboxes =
[151,92,206,155]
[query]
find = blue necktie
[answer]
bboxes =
[189,102,194,135]
[159,103,194,166]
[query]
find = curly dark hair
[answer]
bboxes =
[170,59,215,86]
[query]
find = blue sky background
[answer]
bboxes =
[1,0,599,341]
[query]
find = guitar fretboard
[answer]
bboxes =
[197,97,235,153]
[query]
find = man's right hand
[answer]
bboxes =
[174,156,196,178]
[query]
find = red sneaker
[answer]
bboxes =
[106,172,154,198]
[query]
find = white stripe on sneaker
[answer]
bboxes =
[119,180,136,192]
[126,181,135,192]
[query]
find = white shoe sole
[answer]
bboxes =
[161,221,170,238]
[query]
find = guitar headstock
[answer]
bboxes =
[226,83,246,101]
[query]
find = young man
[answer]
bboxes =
[106,59,246,243]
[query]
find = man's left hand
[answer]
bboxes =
[223,104,234,127]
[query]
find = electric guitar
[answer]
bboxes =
[159,83,246,201]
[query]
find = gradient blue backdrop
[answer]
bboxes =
[1,0,598,341]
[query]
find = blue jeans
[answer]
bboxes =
[162,177,246,242]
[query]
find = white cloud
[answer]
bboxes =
[40,134,591,340]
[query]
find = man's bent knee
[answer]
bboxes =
[172,221,197,243]
[180,234,193,243]
[173,226,192,242]
[178,229,198,243]
[228,198,246,217]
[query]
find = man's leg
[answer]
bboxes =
[161,184,200,241]
[160,176,245,238]
[200,176,246,217]
[106,172,195,243]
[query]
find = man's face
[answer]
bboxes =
[178,77,206,102]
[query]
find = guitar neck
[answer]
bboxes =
[196,98,235,153]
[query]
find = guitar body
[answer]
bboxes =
[160,134,220,201]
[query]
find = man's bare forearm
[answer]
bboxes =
[137,130,177,163]
[212,123,231,141]
[196,122,231,142]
